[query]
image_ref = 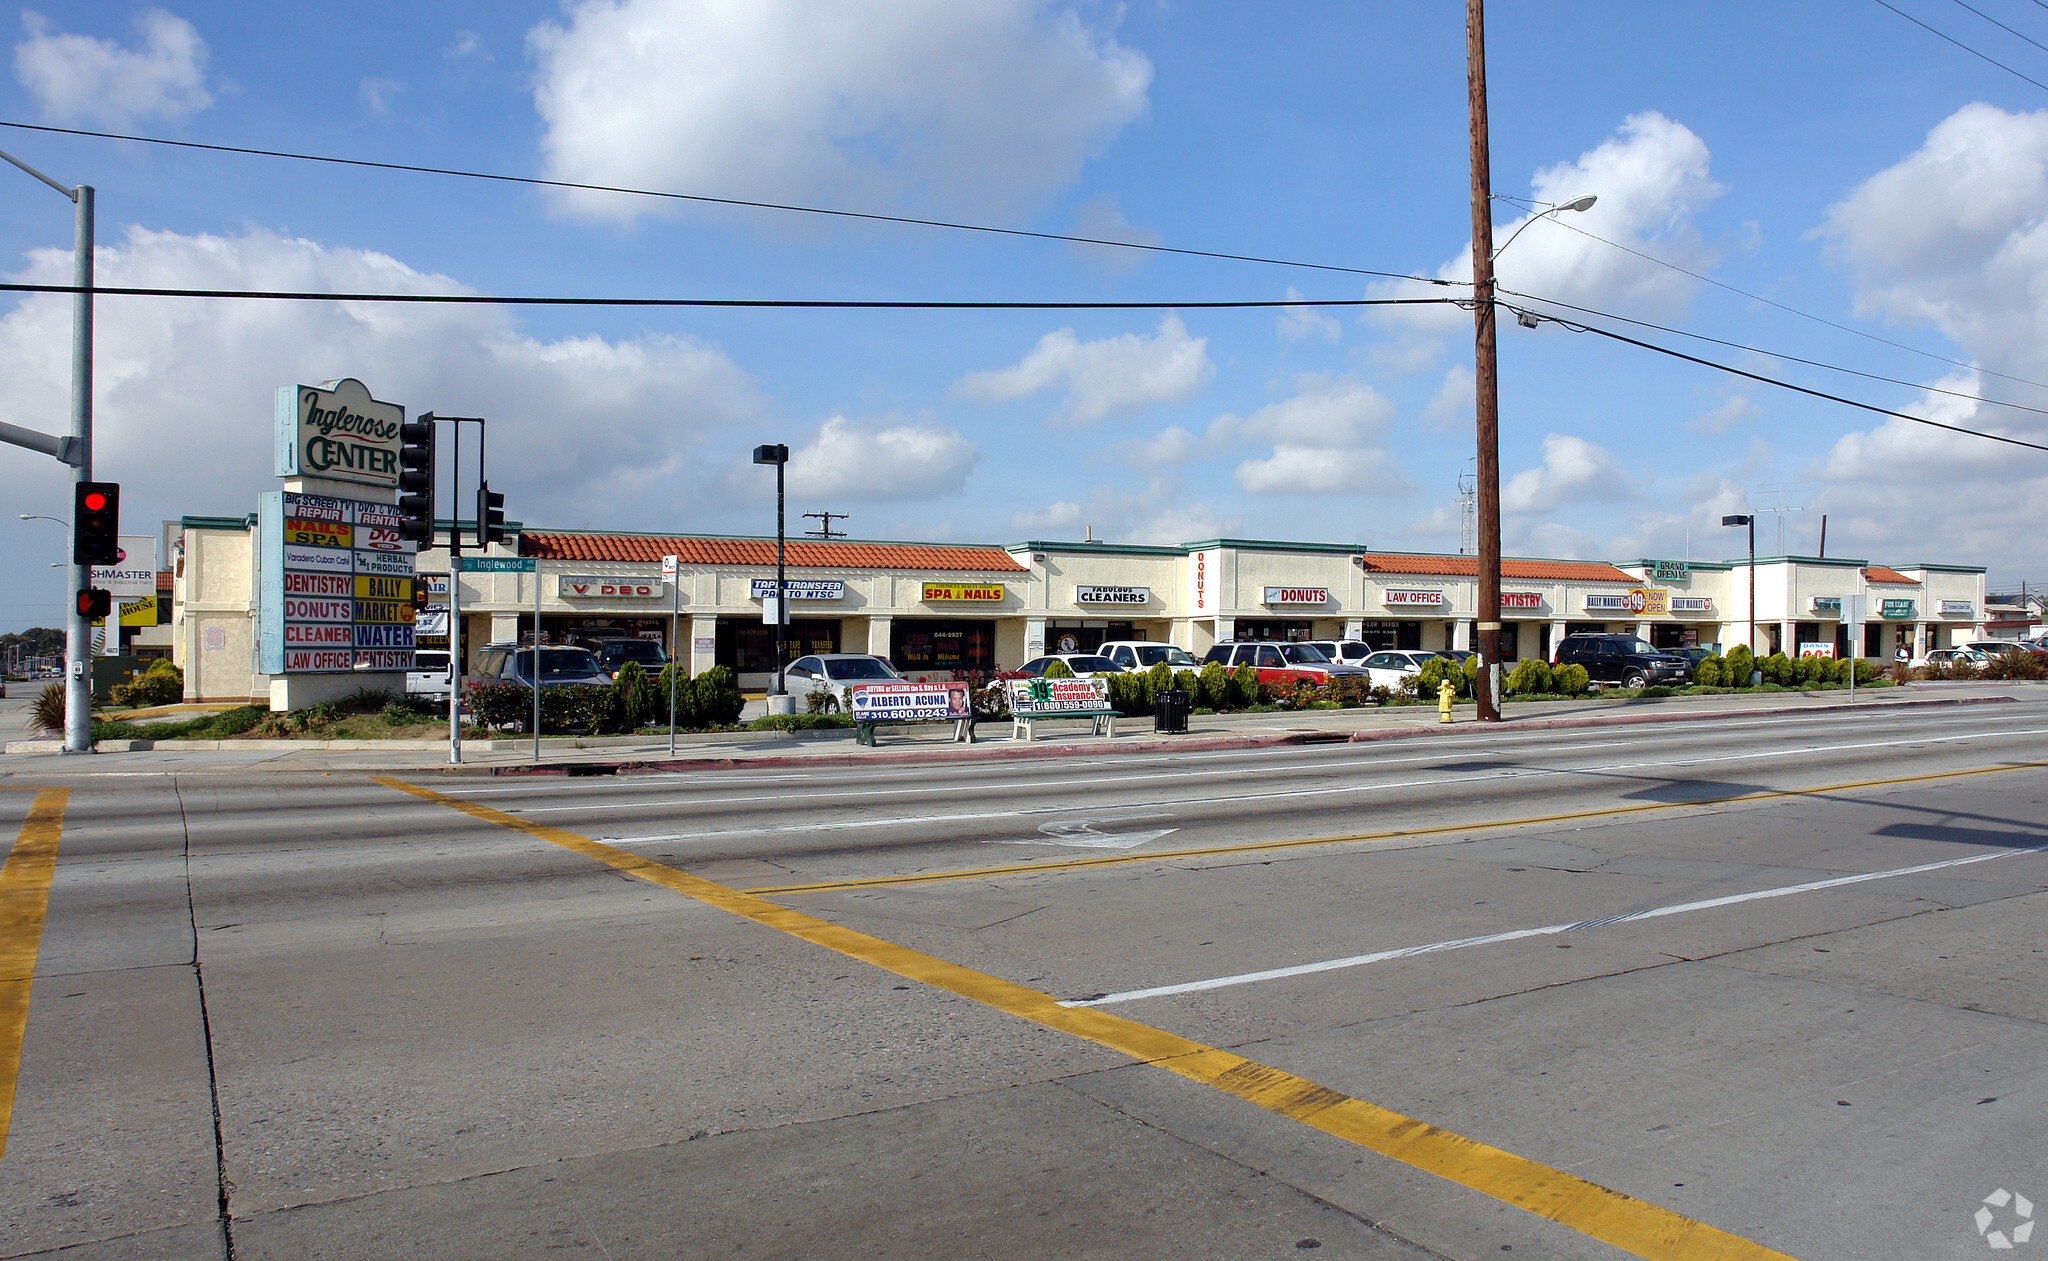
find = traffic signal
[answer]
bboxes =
[397,416,436,546]
[76,588,110,621]
[410,576,431,612]
[73,481,119,565]
[477,481,506,546]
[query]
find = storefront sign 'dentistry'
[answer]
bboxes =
[1075,585,1150,605]
[275,379,406,490]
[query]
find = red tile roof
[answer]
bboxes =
[521,533,1027,572]
[1358,553,1635,583]
[156,571,173,593]
[1863,566,1917,584]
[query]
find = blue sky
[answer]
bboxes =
[4,0,2048,631]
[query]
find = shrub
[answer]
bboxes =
[212,704,266,735]
[31,682,65,732]
[1170,668,1200,704]
[1321,674,1376,706]
[1758,652,1792,686]
[1105,669,1153,716]
[1043,659,1075,679]
[746,712,854,731]
[1888,659,1912,686]
[1692,655,1724,688]
[1226,663,1260,709]
[1794,654,1827,686]
[1979,650,2048,681]
[692,665,745,726]
[613,660,655,731]
[1553,662,1590,695]
[342,685,393,712]
[1145,661,1174,695]
[1505,657,1554,696]
[1196,661,1229,709]
[1416,655,1465,699]
[110,660,184,708]
[1723,645,1756,687]
[656,662,697,727]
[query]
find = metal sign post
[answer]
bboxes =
[664,554,679,756]
[533,565,542,762]
[1845,594,1867,700]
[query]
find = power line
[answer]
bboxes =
[1490,190,2048,394]
[0,281,1455,312]
[1508,300,2048,453]
[0,118,1451,286]
[1951,0,2048,55]
[1871,0,2048,92]
[1494,284,2048,418]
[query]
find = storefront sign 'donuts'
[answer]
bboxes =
[1264,586,1330,605]
[1383,589,1444,607]
[1075,585,1150,604]
[923,582,1004,602]
[274,378,405,490]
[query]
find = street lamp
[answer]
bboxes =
[0,146,94,754]
[752,443,791,712]
[1491,194,1597,260]
[1723,514,1756,676]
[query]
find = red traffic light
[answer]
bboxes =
[82,490,108,512]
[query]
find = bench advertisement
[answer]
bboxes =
[257,489,418,673]
[1008,676,1111,714]
[846,681,972,722]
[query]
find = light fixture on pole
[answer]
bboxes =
[1722,514,1757,676]
[0,147,93,753]
[1490,194,1597,261]
[752,444,792,713]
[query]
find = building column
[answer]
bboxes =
[867,615,892,659]
[1451,620,1471,651]
[687,614,717,673]
[1914,621,1930,655]
[1344,616,1363,640]
[1548,619,1568,658]
[1024,617,1046,658]
[1777,620,1795,656]
[1635,619,1652,642]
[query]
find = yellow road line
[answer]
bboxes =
[0,788,68,1160]
[734,758,2048,896]
[377,774,1797,1261]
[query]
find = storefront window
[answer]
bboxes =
[1045,621,1134,654]
[1357,620,1421,651]
[719,617,840,673]
[892,619,996,673]
[1650,624,1687,650]
[1234,619,1314,641]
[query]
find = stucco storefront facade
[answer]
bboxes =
[167,520,1992,701]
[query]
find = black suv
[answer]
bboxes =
[1553,634,1690,688]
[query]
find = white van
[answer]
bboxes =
[1095,641,1202,672]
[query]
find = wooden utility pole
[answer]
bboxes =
[1466,0,1503,721]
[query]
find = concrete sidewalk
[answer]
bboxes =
[0,681,2031,776]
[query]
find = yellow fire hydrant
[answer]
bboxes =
[1438,679,1456,723]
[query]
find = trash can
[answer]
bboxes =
[1153,688,1190,734]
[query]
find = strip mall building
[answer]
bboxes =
[170,517,1993,701]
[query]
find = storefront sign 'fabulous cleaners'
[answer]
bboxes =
[258,491,419,674]
[274,378,405,490]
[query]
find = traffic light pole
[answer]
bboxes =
[64,184,93,754]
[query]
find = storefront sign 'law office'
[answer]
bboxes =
[275,378,405,490]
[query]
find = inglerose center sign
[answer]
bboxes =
[275,377,405,490]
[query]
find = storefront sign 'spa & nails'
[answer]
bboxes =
[274,378,405,490]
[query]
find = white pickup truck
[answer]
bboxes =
[406,651,452,702]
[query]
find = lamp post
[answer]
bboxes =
[1723,514,1756,675]
[752,444,791,711]
[0,148,93,753]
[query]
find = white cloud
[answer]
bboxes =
[1810,103,2048,571]
[1209,376,1412,496]
[1276,287,1340,342]
[1123,424,1203,468]
[778,414,977,501]
[952,314,1212,425]
[1008,477,1236,545]
[446,30,482,60]
[1422,363,1474,429]
[1372,112,1723,329]
[359,78,403,117]
[527,0,1151,224]
[1068,192,1161,272]
[1684,392,1758,435]
[14,8,211,127]
[1501,433,1632,515]
[0,226,763,532]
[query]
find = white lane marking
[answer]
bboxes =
[1005,816,1180,850]
[573,726,2048,844]
[1063,842,2048,1007]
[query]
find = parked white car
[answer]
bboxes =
[1303,639,1374,666]
[1357,648,1449,691]
[1015,654,1121,678]
[785,654,906,712]
[406,651,452,702]
[1095,641,1202,672]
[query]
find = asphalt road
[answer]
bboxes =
[1,699,2044,1259]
